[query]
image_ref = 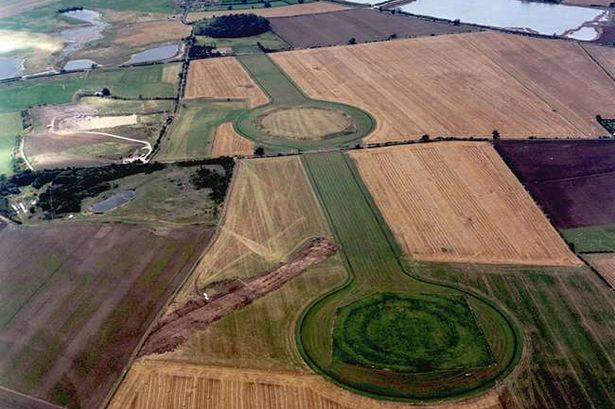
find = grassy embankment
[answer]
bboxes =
[298,152,521,401]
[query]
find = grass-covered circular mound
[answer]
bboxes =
[256,106,355,141]
[334,293,494,373]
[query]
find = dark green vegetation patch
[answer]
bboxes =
[333,293,494,373]
[194,14,270,38]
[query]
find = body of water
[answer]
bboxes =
[60,9,108,55]
[399,0,606,40]
[127,43,180,64]
[0,57,24,79]
[90,190,136,213]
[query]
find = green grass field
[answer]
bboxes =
[334,293,495,373]
[415,262,615,408]
[561,225,615,252]
[196,32,289,55]
[0,64,180,114]
[189,0,308,12]
[297,152,521,401]
[0,112,22,176]
[234,55,373,151]
[156,100,246,161]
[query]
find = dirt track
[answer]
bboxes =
[140,236,338,356]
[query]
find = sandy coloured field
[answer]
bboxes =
[186,1,349,22]
[109,359,504,409]
[258,106,353,140]
[349,142,581,266]
[584,253,615,288]
[185,57,269,107]
[210,122,254,157]
[113,20,190,47]
[273,32,615,142]
[188,156,330,291]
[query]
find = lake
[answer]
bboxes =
[398,0,607,40]
[127,44,180,64]
[0,57,24,80]
[61,9,108,56]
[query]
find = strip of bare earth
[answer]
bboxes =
[139,236,338,356]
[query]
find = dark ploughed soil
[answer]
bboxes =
[496,140,615,228]
[0,223,214,409]
[269,9,479,49]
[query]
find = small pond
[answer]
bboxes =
[127,43,180,64]
[60,9,108,56]
[0,57,24,79]
[90,190,136,213]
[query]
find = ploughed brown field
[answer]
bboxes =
[273,32,615,142]
[185,57,269,107]
[186,1,349,22]
[109,360,504,409]
[0,223,214,409]
[495,140,615,228]
[349,142,580,266]
[210,122,254,157]
[269,9,478,49]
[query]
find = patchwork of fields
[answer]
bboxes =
[273,32,615,142]
[0,64,180,114]
[350,143,579,266]
[3,2,615,408]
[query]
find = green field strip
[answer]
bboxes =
[562,224,615,253]
[297,151,522,401]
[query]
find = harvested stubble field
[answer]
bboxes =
[415,262,615,409]
[186,1,348,22]
[156,100,246,161]
[584,253,615,288]
[584,43,615,79]
[257,106,354,140]
[188,156,330,291]
[210,122,254,157]
[269,9,478,49]
[0,223,214,409]
[349,143,579,266]
[109,360,506,409]
[272,32,615,142]
[184,57,269,107]
[495,140,615,229]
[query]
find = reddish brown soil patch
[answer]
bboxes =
[139,236,338,356]
[496,140,615,228]
[270,9,478,49]
[0,223,214,409]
